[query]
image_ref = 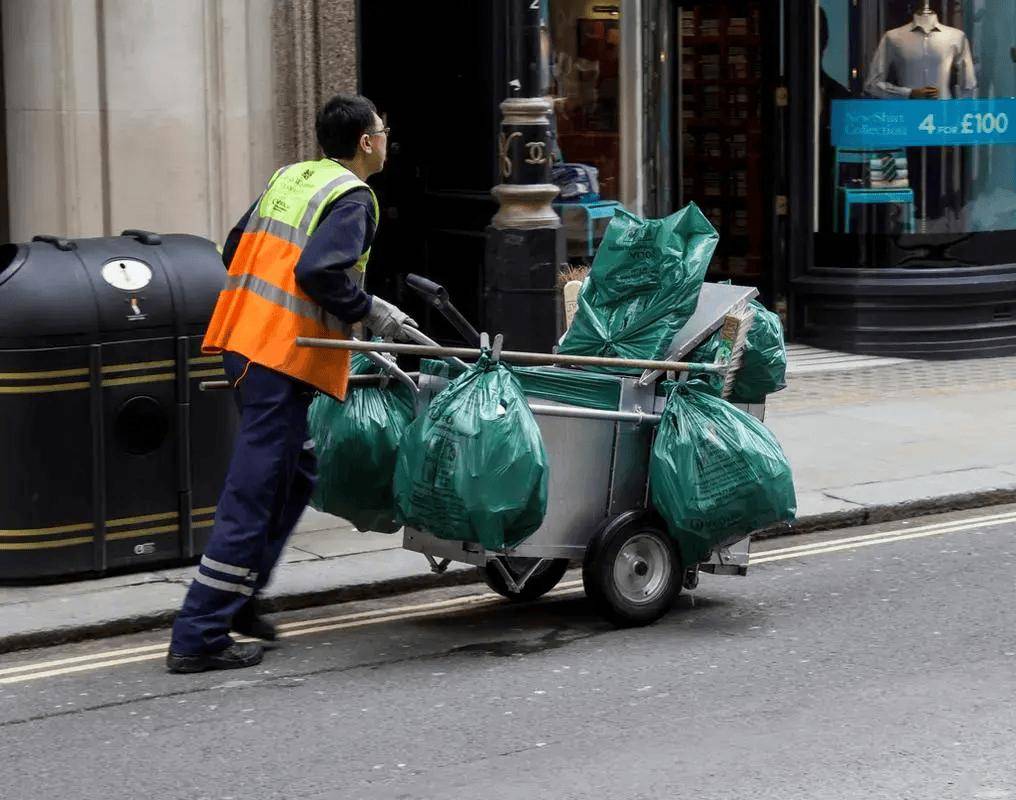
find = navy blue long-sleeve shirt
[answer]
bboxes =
[222,187,377,323]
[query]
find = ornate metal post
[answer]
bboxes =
[484,0,565,353]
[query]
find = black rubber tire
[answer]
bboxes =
[481,558,571,602]
[583,512,682,628]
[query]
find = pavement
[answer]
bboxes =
[2,350,1016,654]
[3,506,1015,799]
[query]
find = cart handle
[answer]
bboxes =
[404,273,481,346]
[296,337,727,375]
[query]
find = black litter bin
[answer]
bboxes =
[0,230,236,580]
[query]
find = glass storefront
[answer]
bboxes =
[548,1,623,201]
[815,0,1016,266]
[677,1,767,282]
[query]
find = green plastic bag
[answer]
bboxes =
[394,355,549,550]
[650,381,796,563]
[558,203,718,371]
[307,354,415,533]
[690,300,788,403]
[419,360,623,411]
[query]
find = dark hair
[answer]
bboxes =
[316,94,378,159]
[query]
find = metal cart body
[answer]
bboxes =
[400,281,761,603]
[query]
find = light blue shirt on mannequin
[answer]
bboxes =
[865,13,977,99]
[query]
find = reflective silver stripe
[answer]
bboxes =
[224,273,349,335]
[200,555,250,578]
[193,572,254,596]
[245,216,308,248]
[299,173,361,231]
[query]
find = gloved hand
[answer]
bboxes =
[363,296,419,341]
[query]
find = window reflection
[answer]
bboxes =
[816,0,1016,241]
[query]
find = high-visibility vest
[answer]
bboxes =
[202,159,379,400]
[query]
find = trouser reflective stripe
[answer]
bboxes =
[193,572,254,596]
[200,555,250,578]
[170,353,318,656]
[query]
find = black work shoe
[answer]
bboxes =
[233,600,278,641]
[166,642,264,674]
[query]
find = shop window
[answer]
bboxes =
[549,1,622,200]
[816,1,1016,255]
[678,2,765,281]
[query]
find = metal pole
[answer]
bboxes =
[485,0,564,353]
[199,373,422,393]
[527,403,662,426]
[295,336,726,374]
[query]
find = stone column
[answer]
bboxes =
[271,0,359,165]
[2,0,277,243]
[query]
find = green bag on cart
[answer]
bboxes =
[307,354,415,533]
[394,355,549,550]
[690,299,788,402]
[558,203,718,372]
[650,381,796,564]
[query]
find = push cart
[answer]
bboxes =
[293,274,763,627]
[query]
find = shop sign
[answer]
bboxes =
[831,99,1016,147]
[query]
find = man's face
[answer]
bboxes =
[362,112,388,176]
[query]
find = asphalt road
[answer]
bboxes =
[2,506,1015,800]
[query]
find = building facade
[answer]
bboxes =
[4,0,1015,357]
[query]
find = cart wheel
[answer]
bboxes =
[583,512,681,628]
[481,558,570,602]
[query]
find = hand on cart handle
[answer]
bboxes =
[364,296,418,341]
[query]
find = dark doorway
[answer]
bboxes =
[359,0,508,343]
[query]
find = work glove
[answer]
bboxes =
[363,296,418,341]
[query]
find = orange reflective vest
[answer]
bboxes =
[202,159,379,400]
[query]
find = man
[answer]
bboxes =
[167,94,416,673]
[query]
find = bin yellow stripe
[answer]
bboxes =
[0,382,90,394]
[0,537,93,551]
[0,368,89,380]
[105,525,178,542]
[1,507,216,538]
[107,511,177,528]
[0,358,226,393]
[100,372,175,388]
[0,522,92,537]
[101,360,175,375]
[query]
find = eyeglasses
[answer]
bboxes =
[366,126,391,138]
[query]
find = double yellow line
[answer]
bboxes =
[2,508,1013,685]
[750,508,1016,564]
[0,583,585,686]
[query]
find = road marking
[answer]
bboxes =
[1,512,1012,684]
[0,582,588,683]
[0,587,587,685]
[751,510,1016,562]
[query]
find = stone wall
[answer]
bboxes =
[272,0,359,164]
[1,0,359,244]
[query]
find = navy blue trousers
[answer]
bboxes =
[171,352,317,655]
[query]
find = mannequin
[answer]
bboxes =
[864,3,976,100]
[859,4,977,231]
